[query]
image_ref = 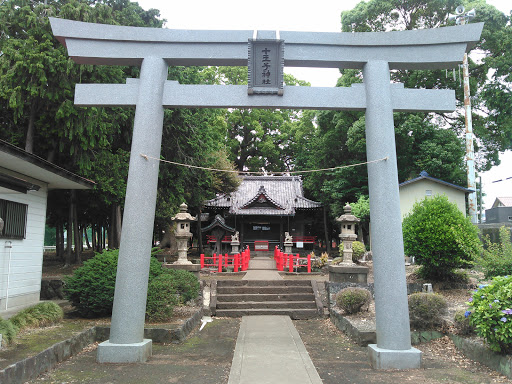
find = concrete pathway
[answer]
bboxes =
[230,256,323,383]
[242,257,282,280]
[227,315,323,384]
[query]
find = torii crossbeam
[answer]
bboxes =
[50,17,482,369]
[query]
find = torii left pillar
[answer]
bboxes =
[96,57,168,363]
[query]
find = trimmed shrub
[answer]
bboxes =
[0,317,16,345]
[352,241,366,262]
[64,249,163,318]
[467,276,512,354]
[10,302,63,331]
[408,292,447,329]
[146,274,179,322]
[160,269,200,304]
[64,249,118,317]
[453,309,474,335]
[338,241,366,263]
[335,287,371,314]
[402,195,481,281]
[478,226,512,278]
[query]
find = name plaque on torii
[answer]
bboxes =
[247,31,284,95]
[50,17,482,369]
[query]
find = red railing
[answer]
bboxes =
[200,246,250,272]
[206,235,232,243]
[274,246,311,273]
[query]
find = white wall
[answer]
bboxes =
[0,177,48,312]
[399,179,467,220]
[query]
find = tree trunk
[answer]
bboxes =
[56,223,64,262]
[84,226,91,249]
[25,102,36,153]
[92,225,97,252]
[65,200,73,266]
[72,191,81,264]
[323,206,331,254]
[159,223,178,255]
[109,204,122,249]
[115,204,122,247]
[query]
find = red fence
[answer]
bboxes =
[273,246,311,273]
[206,235,232,243]
[200,246,250,272]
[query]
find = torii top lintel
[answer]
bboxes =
[50,17,483,70]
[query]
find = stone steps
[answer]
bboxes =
[218,279,312,287]
[214,279,321,319]
[217,300,317,309]
[217,286,313,294]
[215,308,319,319]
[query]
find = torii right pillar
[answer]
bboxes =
[364,60,421,368]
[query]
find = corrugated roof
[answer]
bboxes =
[493,197,512,208]
[399,170,473,193]
[204,176,322,216]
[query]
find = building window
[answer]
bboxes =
[0,199,28,239]
[426,190,432,196]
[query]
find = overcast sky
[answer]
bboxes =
[136,0,511,210]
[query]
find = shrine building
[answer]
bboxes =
[203,176,322,252]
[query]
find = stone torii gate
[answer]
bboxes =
[50,18,482,369]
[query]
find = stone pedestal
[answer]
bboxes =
[284,241,293,254]
[231,241,240,254]
[328,264,369,283]
[174,234,192,265]
[97,339,152,363]
[164,263,201,279]
[368,344,422,369]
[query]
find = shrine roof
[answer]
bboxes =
[204,176,322,216]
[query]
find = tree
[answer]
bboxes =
[0,1,246,260]
[339,0,512,171]
[402,195,481,280]
[219,67,309,172]
[297,0,510,232]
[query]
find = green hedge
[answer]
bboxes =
[64,249,200,319]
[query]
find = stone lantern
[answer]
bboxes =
[171,202,196,265]
[336,204,360,265]
[328,204,368,283]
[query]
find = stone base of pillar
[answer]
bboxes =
[163,263,201,278]
[97,339,152,363]
[368,344,422,369]
[284,243,293,254]
[328,265,369,283]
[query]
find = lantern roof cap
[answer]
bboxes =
[171,202,196,222]
[336,204,360,223]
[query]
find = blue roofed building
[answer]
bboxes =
[399,171,473,219]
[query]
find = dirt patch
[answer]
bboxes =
[296,319,512,384]
[30,318,240,384]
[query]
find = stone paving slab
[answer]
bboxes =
[242,269,282,280]
[243,257,282,280]
[227,316,323,384]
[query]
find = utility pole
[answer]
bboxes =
[449,6,477,223]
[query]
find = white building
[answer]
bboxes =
[0,140,93,316]
[399,171,473,219]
